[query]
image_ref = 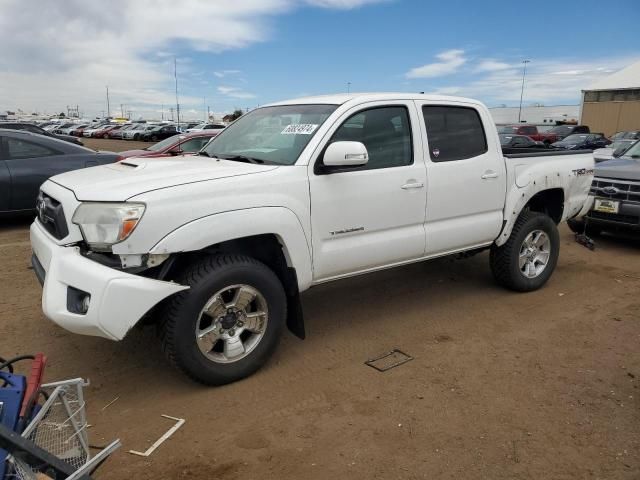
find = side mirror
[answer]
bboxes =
[323,141,369,169]
[168,148,181,156]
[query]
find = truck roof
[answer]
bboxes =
[265,92,483,107]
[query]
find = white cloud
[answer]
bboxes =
[214,70,242,78]
[305,0,387,8]
[423,56,640,105]
[0,0,381,117]
[475,59,511,72]
[217,86,256,99]
[406,49,466,79]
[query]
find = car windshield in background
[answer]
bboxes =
[147,134,182,151]
[623,141,640,158]
[549,125,573,135]
[499,134,512,145]
[202,104,338,165]
[498,126,517,134]
[562,134,588,144]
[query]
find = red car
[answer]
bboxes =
[119,130,220,159]
[498,125,560,144]
[93,124,122,138]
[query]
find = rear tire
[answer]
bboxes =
[160,254,287,385]
[490,211,559,292]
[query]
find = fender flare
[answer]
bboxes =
[149,207,313,290]
[495,169,567,247]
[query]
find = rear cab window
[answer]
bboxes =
[421,105,488,162]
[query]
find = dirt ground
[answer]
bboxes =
[1,215,639,479]
[83,137,150,153]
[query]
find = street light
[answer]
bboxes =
[518,60,530,123]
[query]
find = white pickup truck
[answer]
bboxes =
[30,93,594,385]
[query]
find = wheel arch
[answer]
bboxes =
[149,208,312,339]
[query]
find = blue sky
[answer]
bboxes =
[1,0,639,119]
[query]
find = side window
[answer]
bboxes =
[524,126,536,135]
[422,106,487,162]
[178,137,208,153]
[6,138,58,160]
[327,106,412,170]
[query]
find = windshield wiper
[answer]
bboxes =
[198,151,210,157]
[215,154,264,164]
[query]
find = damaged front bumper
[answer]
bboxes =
[30,220,188,341]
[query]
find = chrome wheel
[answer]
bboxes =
[519,230,551,278]
[195,284,268,364]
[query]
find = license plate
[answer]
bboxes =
[594,198,619,213]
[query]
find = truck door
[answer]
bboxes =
[416,102,507,255]
[308,102,427,280]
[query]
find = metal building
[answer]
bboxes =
[580,61,640,136]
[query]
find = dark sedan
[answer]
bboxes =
[551,133,610,151]
[0,129,122,214]
[140,124,179,142]
[499,134,549,149]
[0,122,83,145]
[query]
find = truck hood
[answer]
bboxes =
[595,157,640,181]
[50,156,279,201]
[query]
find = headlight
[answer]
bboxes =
[72,203,145,251]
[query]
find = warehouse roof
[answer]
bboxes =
[585,60,640,91]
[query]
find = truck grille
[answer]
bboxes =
[36,192,69,240]
[590,177,640,202]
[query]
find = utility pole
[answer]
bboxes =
[106,86,110,119]
[347,82,351,93]
[169,107,174,121]
[174,57,180,128]
[120,104,124,118]
[518,60,530,123]
[161,103,164,121]
[207,106,211,122]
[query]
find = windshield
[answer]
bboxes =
[202,104,338,165]
[498,126,517,134]
[147,134,183,151]
[549,125,573,135]
[622,140,640,158]
[499,134,513,145]
[561,134,588,144]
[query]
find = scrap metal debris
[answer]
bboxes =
[574,233,595,250]
[101,395,120,411]
[365,349,413,372]
[128,415,185,457]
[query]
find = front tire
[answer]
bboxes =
[160,254,287,385]
[490,211,560,292]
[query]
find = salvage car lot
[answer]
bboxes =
[1,216,639,479]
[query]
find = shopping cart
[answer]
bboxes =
[1,356,120,479]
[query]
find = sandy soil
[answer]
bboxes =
[1,218,639,479]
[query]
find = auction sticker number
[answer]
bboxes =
[281,124,318,135]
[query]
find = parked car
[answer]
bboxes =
[30,93,594,385]
[69,124,89,137]
[593,139,638,162]
[0,129,121,214]
[551,133,610,151]
[546,124,590,141]
[140,124,178,142]
[119,131,220,158]
[123,124,156,140]
[82,124,111,138]
[497,125,559,144]
[93,125,122,139]
[569,139,640,235]
[499,134,549,150]
[0,122,83,145]
[185,123,226,133]
[108,124,134,139]
[50,123,78,135]
[58,124,87,135]
[610,131,640,141]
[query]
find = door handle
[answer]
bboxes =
[481,171,499,179]
[401,182,424,190]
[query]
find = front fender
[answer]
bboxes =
[149,207,313,290]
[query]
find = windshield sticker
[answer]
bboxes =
[281,124,318,135]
